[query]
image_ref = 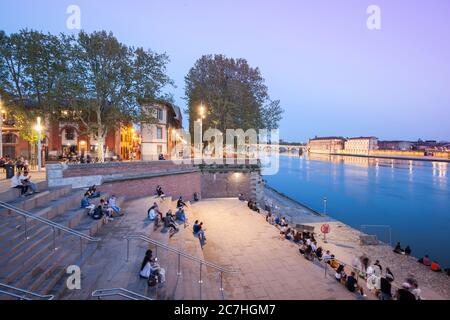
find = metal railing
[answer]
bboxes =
[91,288,152,300]
[360,225,392,246]
[124,234,238,299]
[0,201,101,257]
[0,283,54,300]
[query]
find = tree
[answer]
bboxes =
[0,29,69,143]
[185,54,283,137]
[67,31,173,161]
[0,29,173,161]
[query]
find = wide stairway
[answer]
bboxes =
[60,195,234,300]
[0,184,124,300]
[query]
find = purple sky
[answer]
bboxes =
[1,0,449,142]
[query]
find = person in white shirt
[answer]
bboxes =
[11,171,28,196]
[20,171,38,193]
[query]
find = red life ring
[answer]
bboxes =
[321,224,330,234]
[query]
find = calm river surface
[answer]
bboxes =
[263,154,450,267]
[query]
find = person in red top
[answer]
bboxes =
[431,261,442,272]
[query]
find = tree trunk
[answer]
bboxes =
[96,108,105,162]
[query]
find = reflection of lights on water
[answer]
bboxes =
[432,162,447,178]
[409,160,413,175]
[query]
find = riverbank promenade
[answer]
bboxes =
[57,196,357,300]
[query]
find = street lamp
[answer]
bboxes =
[35,117,43,172]
[198,103,206,155]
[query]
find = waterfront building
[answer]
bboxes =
[344,137,378,155]
[141,102,183,160]
[1,106,139,161]
[378,140,414,151]
[308,137,346,154]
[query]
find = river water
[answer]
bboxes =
[263,154,450,267]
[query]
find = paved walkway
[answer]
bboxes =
[190,198,358,300]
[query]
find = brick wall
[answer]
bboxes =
[63,161,194,178]
[200,171,261,201]
[100,172,201,202]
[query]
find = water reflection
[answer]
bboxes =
[264,154,450,266]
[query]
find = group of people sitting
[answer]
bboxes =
[81,186,123,221]
[1,156,30,172]
[393,242,412,255]
[147,195,190,238]
[10,170,39,196]
[418,254,450,275]
[263,205,426,300]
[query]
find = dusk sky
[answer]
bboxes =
[1,0,449,142]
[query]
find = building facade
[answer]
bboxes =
[1,111,137,162]
[141,102,183,160]
[344,137,378,155]
[378,140,414,151]
[308,137,346,154]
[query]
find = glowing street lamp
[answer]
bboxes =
[35,117,43,172]
[198,103,206,154]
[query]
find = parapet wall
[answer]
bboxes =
[46,160,262,202]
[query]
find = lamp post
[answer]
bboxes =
[35,117,43,172]
[198,103,206,156]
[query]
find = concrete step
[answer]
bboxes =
[0,189,85,235]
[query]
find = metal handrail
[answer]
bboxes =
[91,288,152,300]
[0,201,100,242]
[0,200,100,257]
[0,283,54,300]
[124,234,236,274]
[124,234,238,299]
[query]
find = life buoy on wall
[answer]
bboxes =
[321,224,330,234]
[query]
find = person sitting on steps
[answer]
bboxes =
[156,185,165,199]
[176,196,187,209]
[165,210,179,238]
[87,185,101,198]
[108,195,123,216]
[10,171,29,197]
[418,254,432,266]
[81,192,96,215]
[20,171,39,194]
[193,220,206,246]
[100,199,114,221]
[175,207,189,228]
[148,202,163,221]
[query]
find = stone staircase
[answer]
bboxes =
[0,185,124,300]
[59,196,229,300]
